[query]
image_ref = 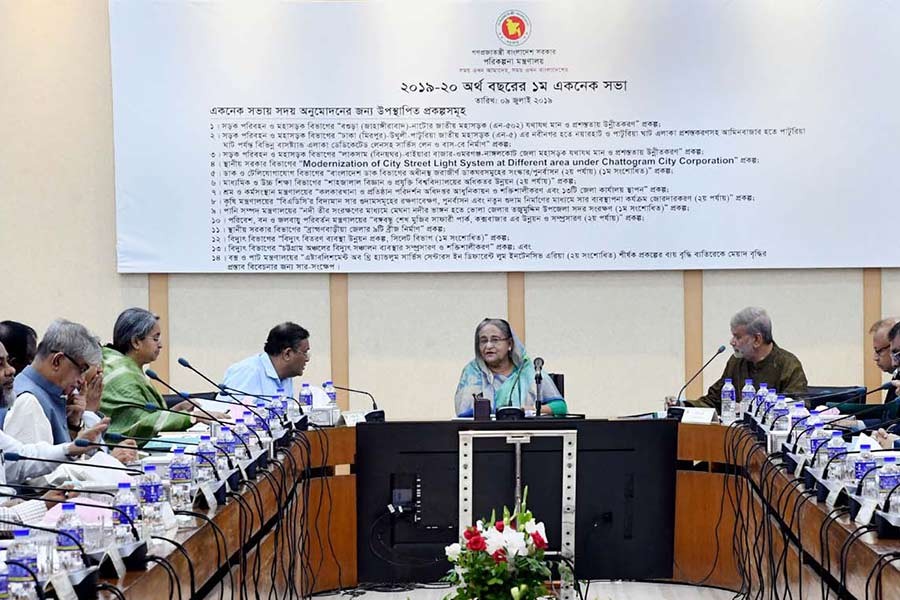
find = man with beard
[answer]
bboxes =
[0,341,15,407]
[685,306,808,412]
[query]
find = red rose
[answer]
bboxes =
[491,548,507,563]
[495,520,504,532]
[463,527,478,540]
[531,531,548,549]
[467,534,487,552]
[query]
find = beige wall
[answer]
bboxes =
[1,1,893,419]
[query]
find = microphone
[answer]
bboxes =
[74,438,224,478]
[0,494,140,540]
[0,516,90,567]
[106,431,252,461]
[2,481,115,499]
[176,356,293,427]
[675,345,727,405]
[145,368,222,423]
[806,382,892,412]
[332,384,384,422]
[533,358,544,416]
[2,452,145,476]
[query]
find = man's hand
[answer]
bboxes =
[66,418,110,457]
[42,487,78,509]
[66,390,88,428]
[191,410,231,425]
[875,428,899,450]
[110,439,139,464]
[81,366,104,412]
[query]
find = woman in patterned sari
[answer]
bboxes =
[454,318,566,417]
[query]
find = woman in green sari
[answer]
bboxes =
[454,318,566,417]
[100,308,218,442]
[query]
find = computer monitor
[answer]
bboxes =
[356,419,677,583]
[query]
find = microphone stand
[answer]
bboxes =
[675,345,726,405]
[533,359,543,417]
[332,384,385,422]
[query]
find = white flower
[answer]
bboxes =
[524,519,547,541]
[445,542,461,561]
[476,519,484,532]
[503,525,528,557]
[483,527,505,555]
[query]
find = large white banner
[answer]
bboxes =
[110,0,900,273]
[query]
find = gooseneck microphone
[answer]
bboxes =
[332,383,385,422]
[124,400,267,448]
[2,481,115,499]
[145,368,222,423]
[0,494,140,540]
[3,452,145,476]
[0,515,90,566]
[675,345,727,405]
[176,356,294,425]
[74,438,227,475]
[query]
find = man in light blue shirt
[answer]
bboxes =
[206,322,311,414]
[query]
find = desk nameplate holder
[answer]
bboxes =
[458,429,577,600]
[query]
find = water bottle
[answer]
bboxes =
[772,395,790,432]
[168,447,194,512]
[878,456,900,505]
[232,418,250,460]
[286,388,302,422]
[215,426,236,472]
[808,423,829,457]
[789,402,809,430]
[196,435,218,484]
[7,530,38,599]
[825,431,847,482]
[272,387,287,418]
[854,444,878,498]
[113,482,140,544]
[754,382,769,415]
[138,465,164,534]
[763,388,778,423]
[254,400,271,435]
[299,383,313,411]
[720,378,736,424]
[325,380,341,425]
[0,561,8,600]
[739,379,755,420]
[56,503,84,572]
[268,399,285,438]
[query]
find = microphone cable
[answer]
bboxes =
[227,490,254,600]
[97,582,127,600]
[818,506,850,600]
[868,551,900,600]
[838,523,875,593]
[147,554,182,600]
[152,534,198,599]
[176,509,232,600]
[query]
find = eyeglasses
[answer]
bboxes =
[58,352,90,375]
[292,347,311,359]
[891,349,900,363]
[875,343,892,356]
[478,337,509,347]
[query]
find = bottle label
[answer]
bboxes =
[233,429,249,445]
[114,503,139,525]
[7,556,37,582]
[854,459,877,481]
[217,439,236,455]
[169,464,193,483]
[57,527,84,551]
[774,408,790,418]
[810,437,828,455]
[879,473,900,492]
[139,481,164,503]
[0,572,7,597]
[826,445,846,459]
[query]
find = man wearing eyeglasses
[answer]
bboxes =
[204,321,311,414]
[3,319,101,445]
[870,318,899,405]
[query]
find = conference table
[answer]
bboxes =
[96,420,900,599]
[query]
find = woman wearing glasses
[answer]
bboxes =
[454,318,566,418]
[100,308,224,443]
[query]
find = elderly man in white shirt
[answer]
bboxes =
[0,341,109,526]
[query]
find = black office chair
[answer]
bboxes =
[794,385,865,411]
[548,373,564,397]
